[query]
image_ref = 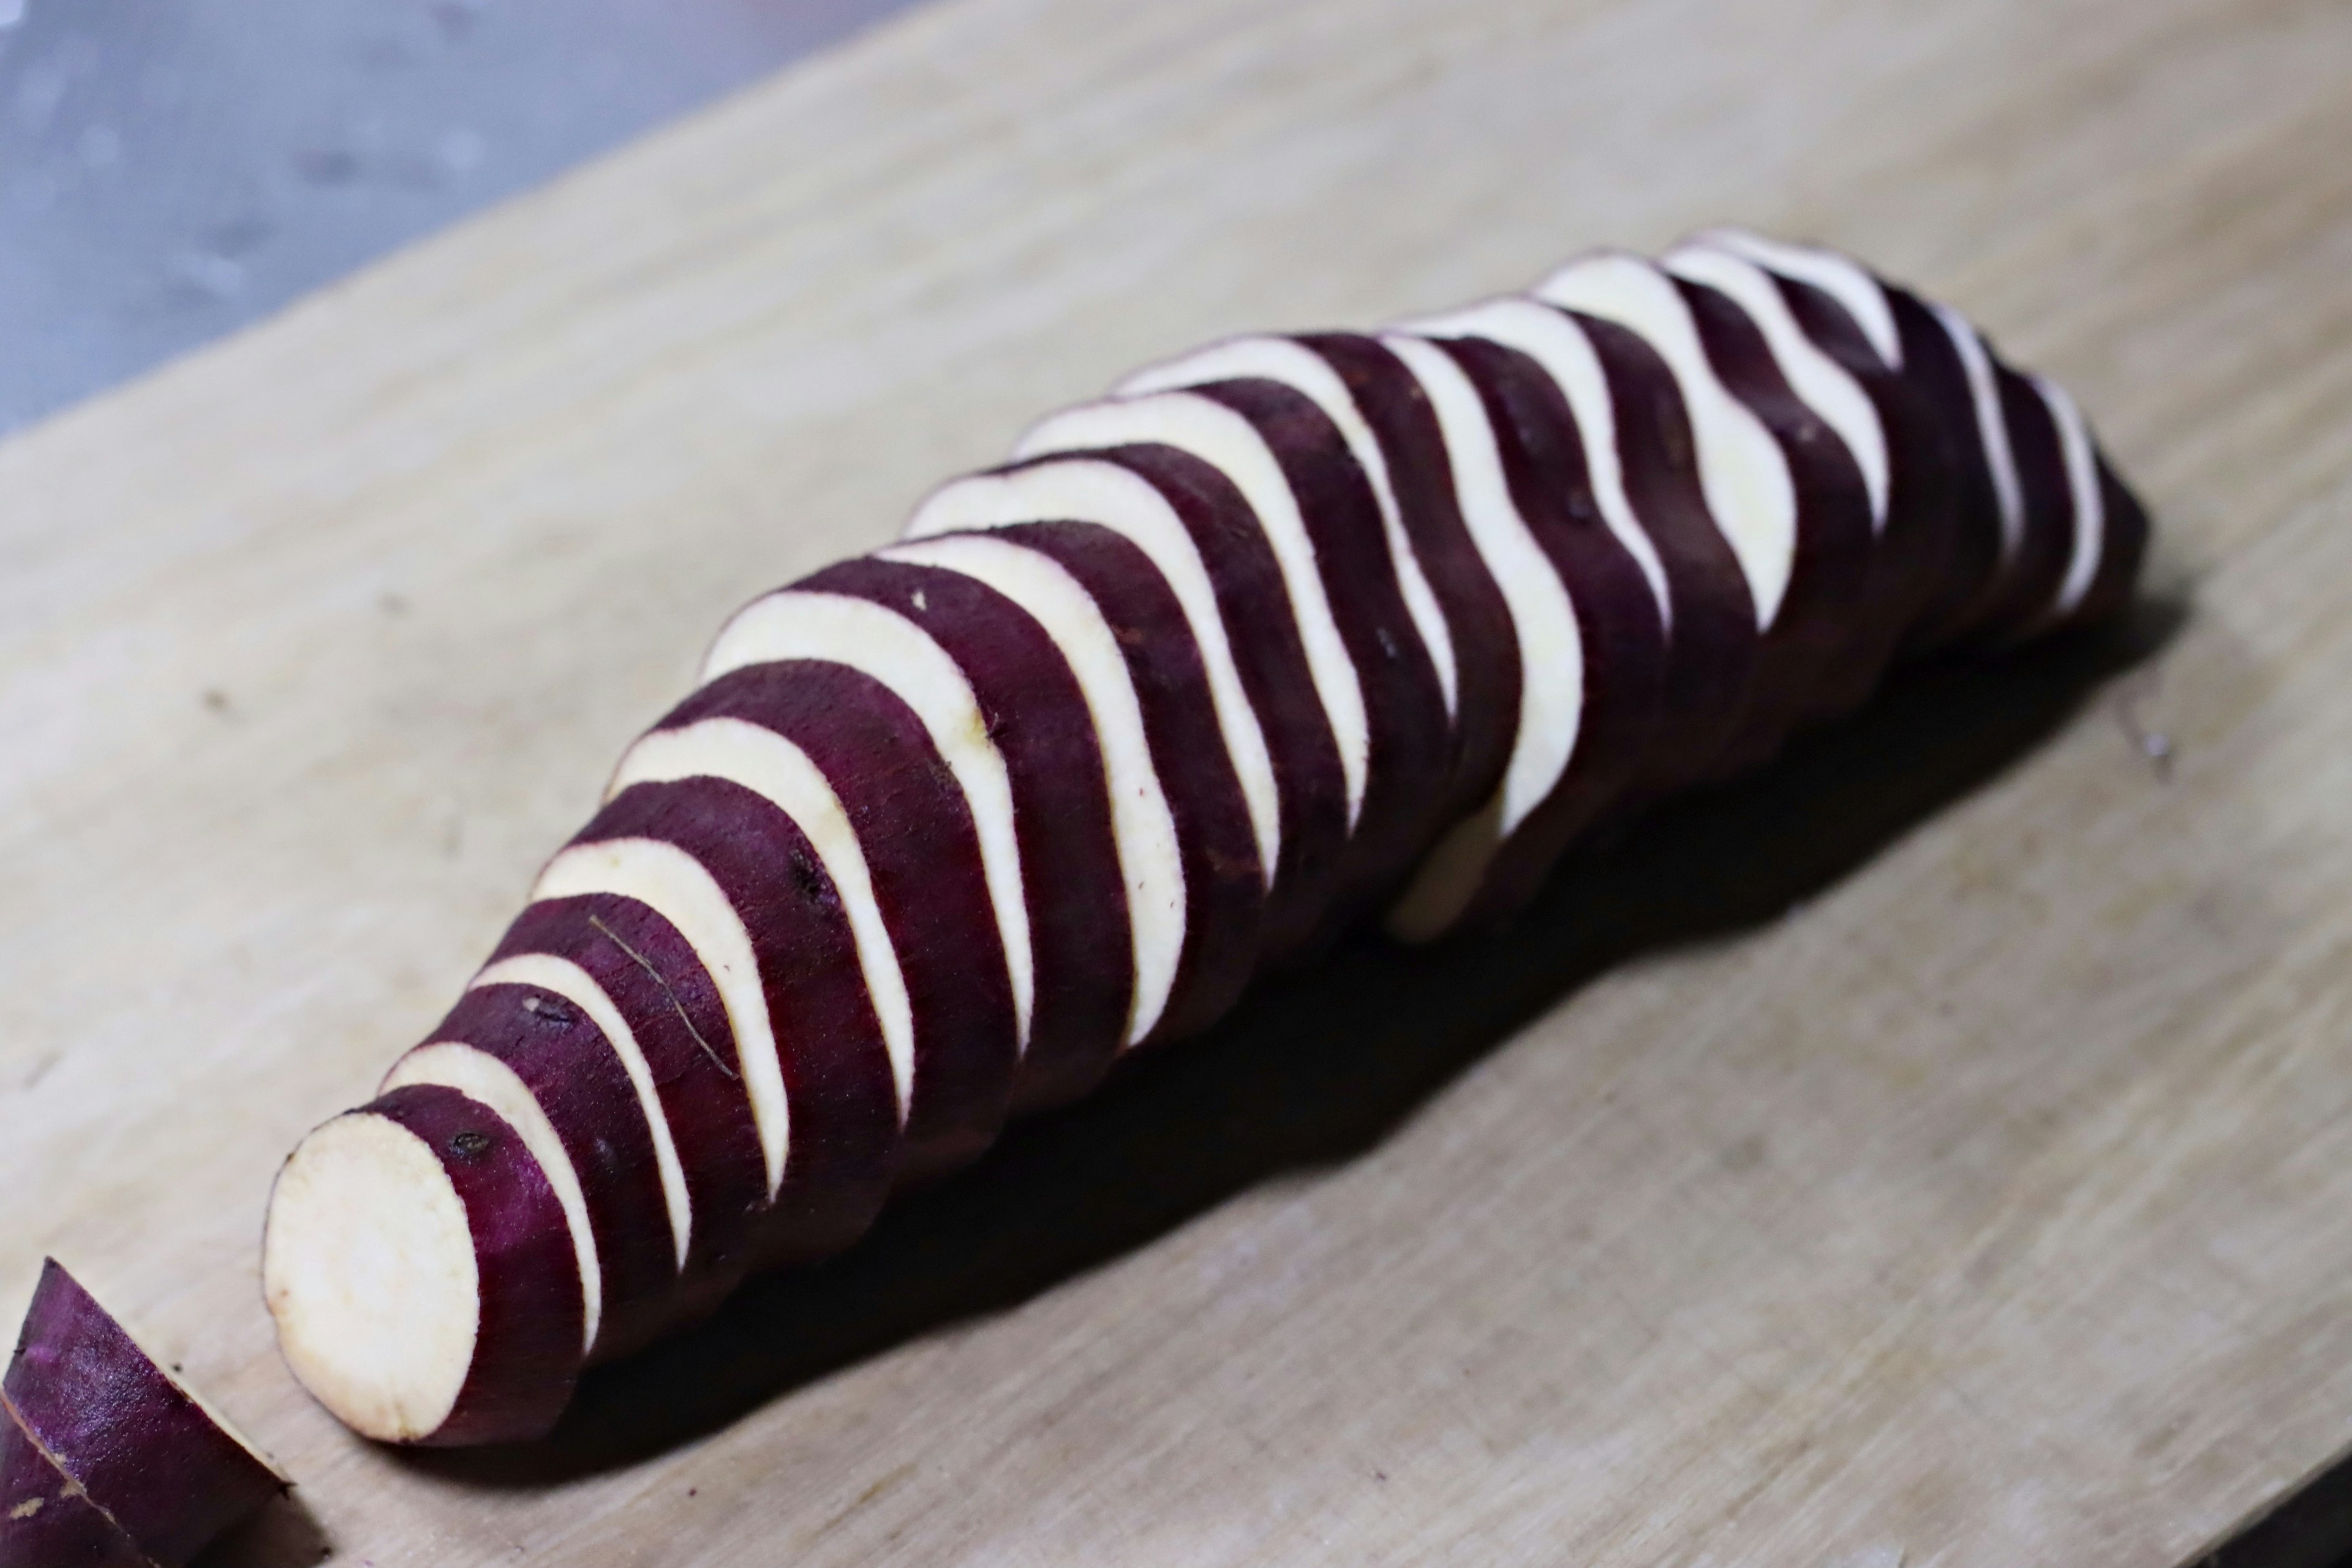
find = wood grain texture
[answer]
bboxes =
[3,0,2350,1561]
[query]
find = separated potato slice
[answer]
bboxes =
[908,448,1349,960]
[484,895,768,1328]
[3,1261,284,1567]
[265,1085,583,1446]
[634,660,1020,1183]
[853,537,1177,1047]
[1692,229,1904,367]
[549,778,898,1267]
[1130,334,1523,832]
[2033,375,2151,631]
[1534,252,1863,766]
[1904,294,2030,643]
[614,715,914,1138]
[703,586,1034,1052]
[1017,384,1452,911]
[1392,334,1668,927]
[775,561,1133,1111]
[1401,298,1755,792]
[1676,231,1956,694]
[883,526,1264,1042]
[1375,333,1585,939]
[1652,251,1879,730]
[1117,339,1458,715]
[1664,243,1892,530]
[1967,358,2080,641]
[383,984,678,1362]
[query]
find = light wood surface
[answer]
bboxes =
[6,0,2351,1561]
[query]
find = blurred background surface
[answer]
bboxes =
[0,0,922,435]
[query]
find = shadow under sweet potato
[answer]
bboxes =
[188,1490,332,1568]
[398,592,2183,1491]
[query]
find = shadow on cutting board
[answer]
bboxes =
[190,1490,331,1568]
[391,594,2184,1494]
[2182,1435,2352,1568]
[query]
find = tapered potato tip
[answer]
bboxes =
[265,1085,584,1447]
[1,1259,286,1568]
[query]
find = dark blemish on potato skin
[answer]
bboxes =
[522,993,580,1028]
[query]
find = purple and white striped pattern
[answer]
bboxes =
[263,232,2150,1446]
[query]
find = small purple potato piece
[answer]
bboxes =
[2,1259,284,1566]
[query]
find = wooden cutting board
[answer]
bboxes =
[6,0,2351,1561]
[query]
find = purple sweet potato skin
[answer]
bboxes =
[2,1261,279,1565]
[1186,377,1455,914]
[1297,333,1525,829]
[574,778,900,1267]
[364,1086,584,1447]
[402,983,680,1362]
[1434,336,1668,924]
[987,519,1267,1042]
[663,660,1021,1186]
[1572,310,1760,791]
[1,1390,151,1567]
[1769,272,1957,706]
[1883,283,2008,650]
[1675,276,1875,767]
[996,443,1354,964]
[796,557,1135,1112]
[488,894,769,1328]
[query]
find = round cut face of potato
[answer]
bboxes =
[264,1110,482,1444]
[265,1086,583,1447]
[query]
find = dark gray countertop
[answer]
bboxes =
[0,0,921,435]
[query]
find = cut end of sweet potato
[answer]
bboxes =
[265,1087,583,1446]
[265,1108,482,1444]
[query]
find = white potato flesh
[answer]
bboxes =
[611,718,915,1122]
[1533,252,1795,627]
[1016,391,1373,826]
[1693,228,1902,367]
[472,952,692,1272]
[1661,243,1890,530]
[263,1112,478,1444]
[879,533,1183,1046]
[1398,298,1672,627]
[1378,333,1584,941]
[533,839,788,1193]
[1114,336,1461,716]
[699,589,1034,1053]
[381,1043,601,1354]
[907,459,1281,889]
[2036,375,2107,619]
